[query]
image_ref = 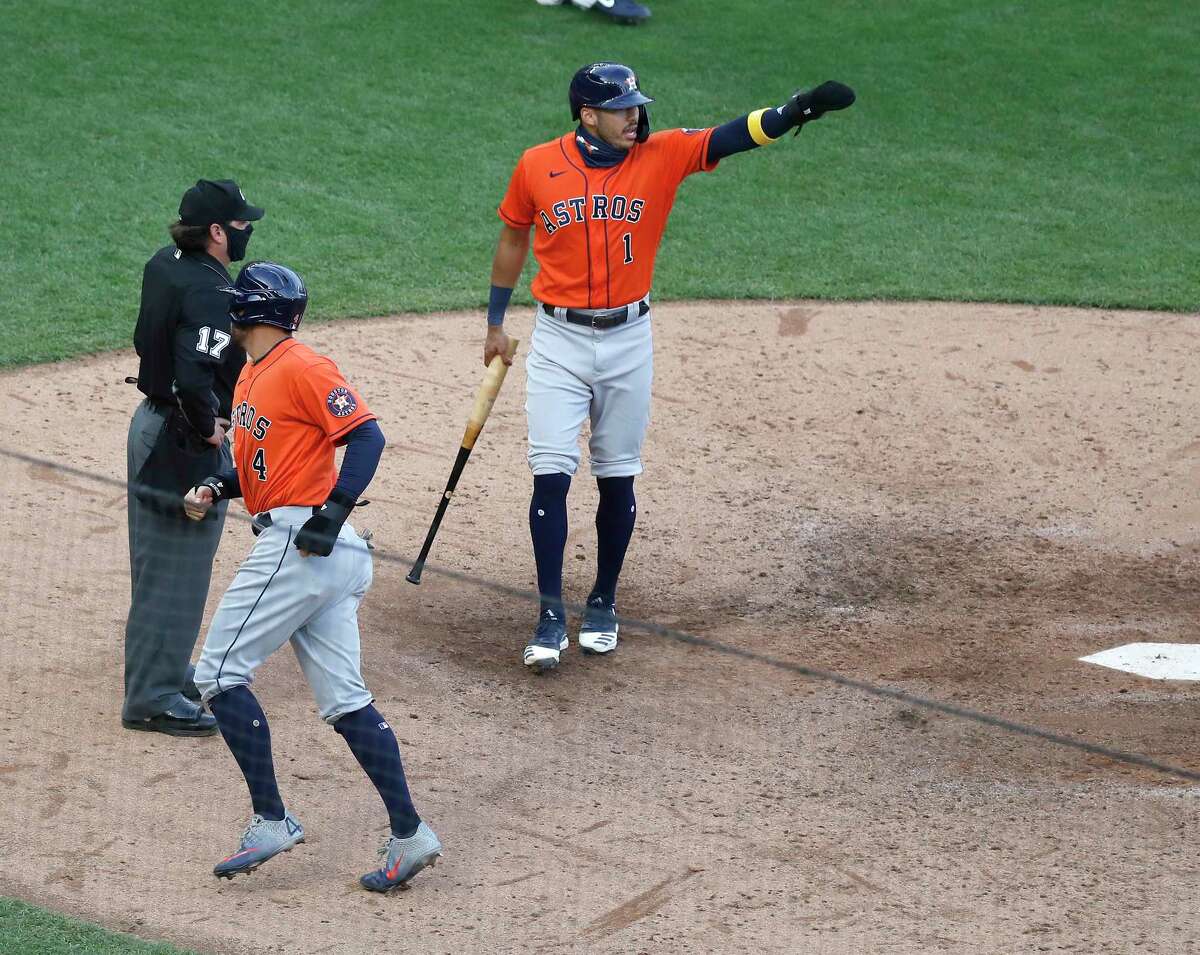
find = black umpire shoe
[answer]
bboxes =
[122,699,217,737]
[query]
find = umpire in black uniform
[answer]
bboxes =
[123,179,264,736]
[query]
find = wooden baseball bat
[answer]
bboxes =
[406,338,519,584]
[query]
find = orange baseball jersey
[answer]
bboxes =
[230,338,375,515]
[498,128,719,309]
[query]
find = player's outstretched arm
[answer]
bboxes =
[483,224,532,367]
[706,81,856,163]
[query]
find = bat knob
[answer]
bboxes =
[405,567,423,585]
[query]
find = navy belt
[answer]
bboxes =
[542,299,650,329]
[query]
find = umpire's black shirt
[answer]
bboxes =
[133,246,244,439]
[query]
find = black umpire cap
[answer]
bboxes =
[178,179,265,226]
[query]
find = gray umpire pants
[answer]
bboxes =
[123,399,230,720]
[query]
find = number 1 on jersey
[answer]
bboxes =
[252,447,268,482]
[622,232,634,265]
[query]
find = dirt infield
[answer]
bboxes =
[1,300,1198,954]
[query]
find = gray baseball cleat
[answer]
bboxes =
[579,594,619,654]
[213,812,305,879]
[361,821,443,892]
[524,608,569,671]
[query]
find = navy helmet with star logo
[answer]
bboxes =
[569,62,654,142]
[224,261,308,332]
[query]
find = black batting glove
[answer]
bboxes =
[784,80,856,134]
[294,488,357,557]
[198,470,241,504]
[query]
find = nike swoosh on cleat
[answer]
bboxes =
[222,848,257,863]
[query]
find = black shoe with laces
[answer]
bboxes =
[122,699,217,737]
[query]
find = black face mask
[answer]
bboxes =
[224,222,253,262]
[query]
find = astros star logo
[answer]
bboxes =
[326,386,358,418]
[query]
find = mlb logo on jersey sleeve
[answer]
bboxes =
[326,386,358,418]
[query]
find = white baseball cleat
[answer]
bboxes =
[524,608,569,671]
[578,595,619,654]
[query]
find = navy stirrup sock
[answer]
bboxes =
[530,473,571,614]
[208,686,286,821]
[593,476,636,603]
[335,704,420,839]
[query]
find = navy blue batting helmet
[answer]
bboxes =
[226,261,308,332]
[569,62,654,142]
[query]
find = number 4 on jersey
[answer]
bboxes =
[252,447,267,481]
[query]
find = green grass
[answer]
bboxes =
[0,898,196,955]
[0,0,1196,368]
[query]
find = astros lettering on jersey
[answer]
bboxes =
[499,128,719,309]
[230,338,375,515]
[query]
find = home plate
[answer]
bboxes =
[1080,643,1200,681]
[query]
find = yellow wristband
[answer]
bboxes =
[747,108,779,147]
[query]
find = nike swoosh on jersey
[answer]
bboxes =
[549,170,566,178]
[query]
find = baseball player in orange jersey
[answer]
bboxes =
[483,63,855,671]
[185,262,441,891]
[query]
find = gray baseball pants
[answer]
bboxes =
[123,399,229,720]
[194,506,374,723]
[526,302,654,478]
